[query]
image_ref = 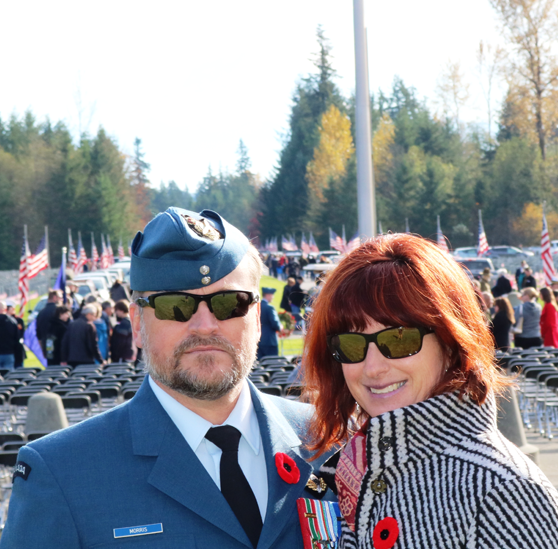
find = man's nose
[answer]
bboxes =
[187,301,219,334]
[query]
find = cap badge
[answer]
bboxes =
[200,265,210,275]
[183,216,223,241]
[201,276,211,285]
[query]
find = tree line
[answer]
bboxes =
[1,0,557,270]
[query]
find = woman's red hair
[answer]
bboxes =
[303,233,506,457]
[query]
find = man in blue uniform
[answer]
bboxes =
[257,287,282,360]
[2,208,334,549]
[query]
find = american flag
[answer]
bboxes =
[477,210,489,256]
[436,216,449,253]
[308,232,319,253]
[281,235,296,252]
[68,232,78,272]
[91,235,99,271]
[300,233,311,255]
[17,238,30,315]
[107,235,115,265]
[128,241,132,257]
[76,235,87,274]
[329,228,346,253]
[269,237,278,253]
[346,233,361,253]
[100,235,110,269]
[542,207,557,286]
[28,236,49,278]
[118,238,125,261]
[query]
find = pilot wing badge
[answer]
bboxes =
[183,216,223,241]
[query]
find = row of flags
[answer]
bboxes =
[17,228,131,314]
[329,227,361,255]
[436,208,557,286]
[263,233,319,254]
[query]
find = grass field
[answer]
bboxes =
[259,275,304,357]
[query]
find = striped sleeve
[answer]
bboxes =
[467,477,558,548]
[339,519,357,549]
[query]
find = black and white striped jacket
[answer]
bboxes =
[332,391,558,548]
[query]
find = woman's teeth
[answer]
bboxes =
[369,381,406,394]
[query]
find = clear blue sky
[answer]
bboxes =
[1,0,503,192]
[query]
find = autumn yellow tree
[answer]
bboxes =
[490,0,558,159]
[436,61,470,125]
[306,105,354,223]
[513,202,558,244]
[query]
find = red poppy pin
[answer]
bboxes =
[275,452,300,484]
[372,517,399,549]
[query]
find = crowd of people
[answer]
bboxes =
[0,280,136,371]
[473,262,558,351]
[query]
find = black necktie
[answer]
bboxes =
[205,425,263,548]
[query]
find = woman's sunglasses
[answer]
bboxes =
[327,326,434,363]
[135,290,260,322]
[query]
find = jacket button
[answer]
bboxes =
[371,478,387,494]
[378,437,394,451]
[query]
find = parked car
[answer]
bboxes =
[456,258,495,279]
[485,246,534,258]
[72,275,111,302]
[452,247,478,258]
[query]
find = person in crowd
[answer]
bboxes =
[35,290,62,353]
[91,302,109,362]
[490,297,515,351]
[6,302,26,367]
[101,300,114,333]
[521,267,537,289]
[289,276,308,331]
[270,254,279,278]
[278,253,287,280]
[110,278,130,303]
[110,300,135,363]
[60,304,105,368]
[44,306,72,366]
[491,268,512,297]
[280,276,296,312]
[514,287,543,349]
[257,287,282,360]
[3,207,334,547]
[0,301,19,370]
[481,291,494,323]
[66,281,82,315]
[479,267,492,293]
[540,287,558,347]
[515,260,529,289]
[302,233,558,548]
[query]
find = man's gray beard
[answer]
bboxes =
[140,322,256,401]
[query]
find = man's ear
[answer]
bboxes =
[129,303,143,348]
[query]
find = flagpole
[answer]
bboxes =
[45,225,50,268]
[354,0,376,239]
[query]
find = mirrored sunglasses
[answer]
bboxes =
[327,326,434,363]
[135,290,260,322]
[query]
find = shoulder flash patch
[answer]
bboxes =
[13,461,31,482]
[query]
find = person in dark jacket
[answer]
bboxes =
[0,301,19,370]
[110,301,134,363]
[521,267,537,289]
[289,277,308,331]
[257,288,282,359]
[60,305,105,368]
[280,277,295,312]
[6,303,26,367]
[491,268,513,297]
[490,297,515,351]
[36,290,62,353]
[44,306,72,366]
[110,280,130,303]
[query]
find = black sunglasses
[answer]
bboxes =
[135,290,260,322]
[327,326,434,363]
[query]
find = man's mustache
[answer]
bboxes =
[173,335,236,360]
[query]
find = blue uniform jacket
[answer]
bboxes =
[2,378,335,548]
[259,299,282,347]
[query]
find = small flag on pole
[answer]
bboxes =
[68,230,78,272]
[76,233,87,274]
[346,233,361,253]
[308,232,319,253]
[300,234,311,255]
[17,237,30,316]
[477,210,489,257]
[329,228,346,254]
[436,216,449,253]
[91,234,99,271]
[542,204,557,286]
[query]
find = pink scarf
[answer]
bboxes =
[335,424,368,532]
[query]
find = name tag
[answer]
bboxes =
[113,523,163,538]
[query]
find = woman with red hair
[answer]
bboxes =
[303,233,558,549]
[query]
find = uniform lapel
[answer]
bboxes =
[128,379,253,547]
[250,383,313,549]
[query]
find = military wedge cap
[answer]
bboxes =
[130,208,250,291]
